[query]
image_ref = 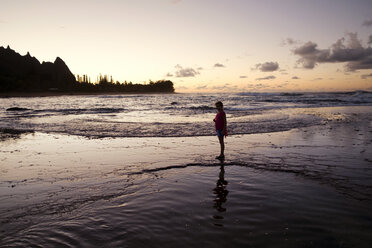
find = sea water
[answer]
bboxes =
[1,91,372,137]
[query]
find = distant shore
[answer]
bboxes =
[0,91,177,98]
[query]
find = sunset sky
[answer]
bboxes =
[1,0,372,92]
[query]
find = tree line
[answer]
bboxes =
[75,74,174,93]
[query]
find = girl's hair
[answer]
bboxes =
[215,101,223,107]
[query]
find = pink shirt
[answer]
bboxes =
[214,111,226,130]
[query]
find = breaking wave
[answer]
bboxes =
[0,91,371,138]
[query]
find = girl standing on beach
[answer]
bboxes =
[213,101,227,159]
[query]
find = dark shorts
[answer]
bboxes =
[216,130,224,137]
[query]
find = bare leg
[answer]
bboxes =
[218,135,225,157]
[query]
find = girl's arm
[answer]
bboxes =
[223,113,227,134]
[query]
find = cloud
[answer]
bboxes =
[361,73,372,79]
[245,83,269,90]
[174,64,200,77]
[196,85,208,90]
[254,62,279,72]
[293,32,372,71]
[291,76,300,79]
[281,38,300,46]
[368,35,372,45]
[176,86,189,90]
[256,75,276,81]
[276,83,288,88]
[166,73,173,77]
[210,84,239,91]
[312,78,323,81]
[362,19,372,27]
[240,76,247,78]
[214,63,225,68]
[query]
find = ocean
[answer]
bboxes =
[1,91,372,138]
[1,91,372,247]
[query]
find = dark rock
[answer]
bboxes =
[6,107,29,111]
[0,45,77,92]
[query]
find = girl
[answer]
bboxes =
[213,101,227,159]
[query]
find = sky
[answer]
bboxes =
[1,0,372,92]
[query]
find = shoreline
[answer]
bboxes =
[0,91,177,98]
[2,105,371,139]
[1,105,371,192]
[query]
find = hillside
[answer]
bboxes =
[0,46,174,93]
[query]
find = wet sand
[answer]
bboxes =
[1,106,372,247]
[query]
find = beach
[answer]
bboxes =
[2,0,372,246]
[1,102,372,247]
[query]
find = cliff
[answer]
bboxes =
[0,46,77,92]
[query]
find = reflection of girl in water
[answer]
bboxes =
[213,165,228,212]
